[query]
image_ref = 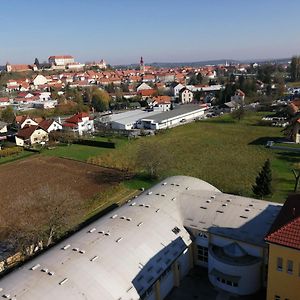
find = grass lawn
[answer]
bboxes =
[0,150,35,165]
[87,112,295,203]
[34,112,298,203]
[42,144,112,161]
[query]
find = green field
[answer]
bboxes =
[39,112,299,202]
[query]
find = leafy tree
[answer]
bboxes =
[0,106,15,123]
[252,159,272,198]
[92,89,110,112]
[290,56,300,82]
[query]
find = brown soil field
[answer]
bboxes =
[0,156,124,203]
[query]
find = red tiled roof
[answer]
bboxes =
[265,194,300,250]
[138,89,156,97]
[16,125,39,139]
[265,217,300,250]
[49,55,74,59]
[39,120,54,131]
[64,112,89,124]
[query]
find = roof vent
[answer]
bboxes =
[249,204,254,207]
[139,204,145,207]
[211,195,216,199]
[138,263,144,269]
[126,217,132,221]
[137,222,143,227]
[156,209,160,213]
[171,197,176,201]
[89,228,96,233]
[186,187,190,190]
[48,271,55,276]
[162,182,167,186]
[161,194,166,197]
[31,264,41,271]
[72,248,79,252]
[145,205,150,208]
[120,216,126,219]
[240,215,248,219]
[62,244,71,250]
[104,232,110,236]
[98,230,104,234]
[90,256,99,262]
[79,250,85,254]
[2,294,10,299]
[130,202,136,206]
[245,208,250,212]
[206,200,211,203]
[226,199,231,203]
[176,184,180,186]
[59,278,68,285]
[222,204,227,207]
[216,210,224,213]
[200,206,207,209]
[147,191,152,195]
[41,268,48,273]
[111,214,118,219]
[116,237,123,243]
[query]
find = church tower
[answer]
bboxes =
[140,56,145,74]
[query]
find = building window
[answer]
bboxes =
[197,245,208,263]
[277,257,283,271]
[274,296,280,300]
[287,260,293,274]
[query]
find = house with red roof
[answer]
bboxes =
[63,112,94,135]
[39,119,62,133]
[265,194,300,300]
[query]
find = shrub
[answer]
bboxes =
[0,147,23,158]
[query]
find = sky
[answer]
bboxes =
[0,0,300,65]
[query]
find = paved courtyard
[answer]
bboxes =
[166,268,266,300]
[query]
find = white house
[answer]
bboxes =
[174,83,185,98]
[32,75,48,87]
[15,116,39,129]
[137,83,152,92]
[179,87,193,104]
[15,125,49,146]
[63,112,94,135]
[231,89,245,105]
[39,119,62,133]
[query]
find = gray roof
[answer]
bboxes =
[143,104,205,123]
[0,176,281,300]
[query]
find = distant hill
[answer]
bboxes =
[115,58,291,69]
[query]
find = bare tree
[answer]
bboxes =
[135,141,173,179]
[292,163,300,192]
[3,185,83,256]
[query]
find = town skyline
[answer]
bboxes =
[1,0,300,65]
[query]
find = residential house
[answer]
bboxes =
[32,75,48,87]
[179,87,193,104]
[14,116,43,129]
[0,98,12,108]
[137,83,152,92]
[6,64,33,73]
[231,89,245,105]
[265,194,300,300]
[39,119,62,133]
[63,112,94,135]
[0,121,8,141]
[152,96,172,111]
[15,125,49,146]
[173,83,185,98]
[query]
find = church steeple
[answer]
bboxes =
[140,56,145,74]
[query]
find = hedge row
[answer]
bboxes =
[0,147,23,158]
[74,139,115,149]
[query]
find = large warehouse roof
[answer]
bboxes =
[0,176,281,300]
